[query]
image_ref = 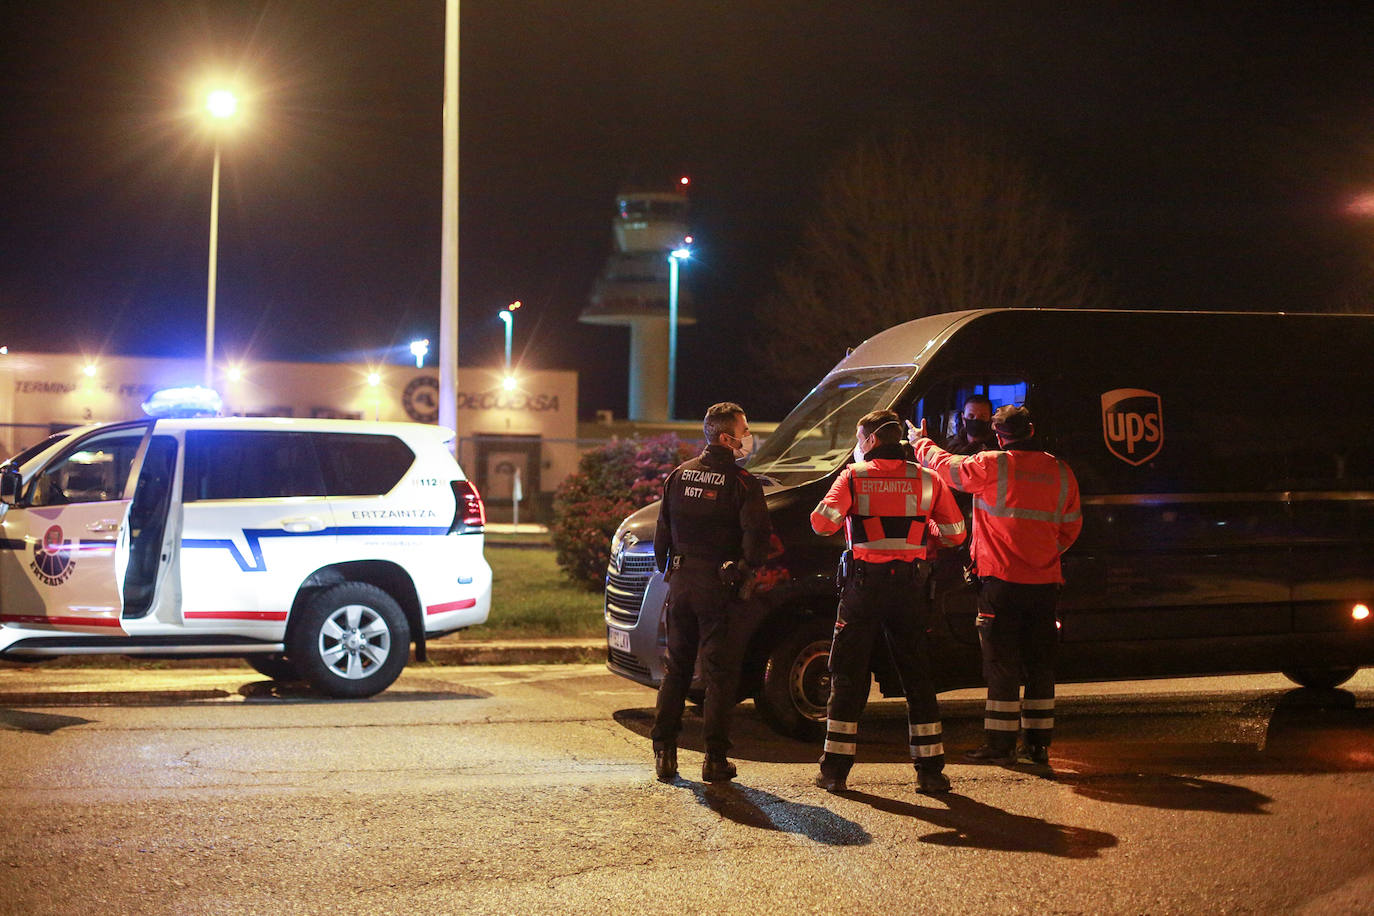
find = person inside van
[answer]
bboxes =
[909,405,1082,768]
[943,394,996,455]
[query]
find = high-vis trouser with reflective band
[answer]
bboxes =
[819,560,945,779]
[976,576,1059,749]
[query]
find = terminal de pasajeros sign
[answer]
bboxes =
[402,375,562,424]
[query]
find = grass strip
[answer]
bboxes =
[476,543,604,639]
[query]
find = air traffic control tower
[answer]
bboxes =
[579,185,695,421]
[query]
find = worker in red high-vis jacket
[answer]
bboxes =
[810,409,966,794]
[909,404,1081,767]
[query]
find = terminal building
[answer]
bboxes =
[0,351,577,522]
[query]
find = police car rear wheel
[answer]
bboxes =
[291,583,410,699]
[1282,666,1358,689]
[756,619,857,740]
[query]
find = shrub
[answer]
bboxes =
[552,433,697,589]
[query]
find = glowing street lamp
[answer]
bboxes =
[202,86,241,389]
[497,300,522,372]
[410,339,430,369]
[366,370,383,421]
[667,246,690,421]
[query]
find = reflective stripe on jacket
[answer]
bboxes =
[810,457,966,562]
[912,439,1081,584]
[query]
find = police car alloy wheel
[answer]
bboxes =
[290,582,411,699]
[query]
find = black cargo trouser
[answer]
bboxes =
[820,559,945,779]
[651,563,739,757]
[976,576,1060,750]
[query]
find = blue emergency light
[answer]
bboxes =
[141,386,223,418]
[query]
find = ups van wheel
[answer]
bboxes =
[290,582,411,699]
[756,618,863,741]
[245,654,300,682]
[1282,666,1358,689]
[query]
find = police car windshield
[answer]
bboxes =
[2,432,72,471]
[745,370,911,484]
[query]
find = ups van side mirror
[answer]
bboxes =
[0,466,22,506]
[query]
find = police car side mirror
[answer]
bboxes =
[0,466,23,506]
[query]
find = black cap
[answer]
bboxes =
[991,405,1033,440]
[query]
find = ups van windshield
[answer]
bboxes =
[745,369,911,487]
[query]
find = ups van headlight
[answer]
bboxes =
[1354,603,1370,622]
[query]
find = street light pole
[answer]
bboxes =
[202,87,238,390]
[204,140,221,388]
[667,247,689,421]
[498,300,521,373]
[439,0,460,440]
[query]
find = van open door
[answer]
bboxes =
[0,423,153,633]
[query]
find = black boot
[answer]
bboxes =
[1016,743,1050,766]
[701,755,737,782]
[815,770,848,793]
[964,743,1017,764]
[917,768,952,794]
[654,746,678,782]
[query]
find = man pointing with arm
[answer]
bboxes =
[909,405,1081,767]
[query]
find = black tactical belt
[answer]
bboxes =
[856,558,932,574]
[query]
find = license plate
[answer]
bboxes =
[607,627,631,652]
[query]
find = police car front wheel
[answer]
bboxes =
[290,582,411,699]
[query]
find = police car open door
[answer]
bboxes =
[0,423,153,633]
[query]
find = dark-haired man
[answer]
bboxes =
[910,405,1081,767]
[651,402,772,783]
[810,408,966,794]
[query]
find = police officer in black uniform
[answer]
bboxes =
[651,402,772,783]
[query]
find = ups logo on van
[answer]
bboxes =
[1101,388,1163,466]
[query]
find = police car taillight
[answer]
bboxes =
[450,480,485,534]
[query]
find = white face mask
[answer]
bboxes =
[726,432,754,460]
[853,433,875,464]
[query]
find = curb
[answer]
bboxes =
[2,639,608,670]
[418,639,605,666]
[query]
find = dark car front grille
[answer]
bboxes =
[605,551,656,625]
[608,647,653,680]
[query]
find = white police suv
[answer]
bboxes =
[0,417,491,698]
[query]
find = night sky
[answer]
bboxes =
[3,1,1373,421]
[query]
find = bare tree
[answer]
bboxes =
[758,129,1113,394]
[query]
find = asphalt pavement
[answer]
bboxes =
[2,664,1372,915]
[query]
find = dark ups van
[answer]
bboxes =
[604,309,1374,737]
